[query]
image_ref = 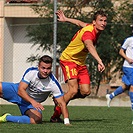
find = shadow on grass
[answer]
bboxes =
[42,118,117,124]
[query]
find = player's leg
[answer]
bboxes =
[59,83,87,100]
[50,104,63,123]
[3,108,42,124]
[60,60,79,102]
[8,102,43,124]
[25,109,42,124]
[0,82,42,124]
[50,60,79,122]
[73,65,91,99]
[108,85,127,99]
[19,100,43,124]
[0,82,2,97]
[61,83,70,94]
[3,114,31,124]
[128,68,133,124]
[79,84,91,97]
[129,85,133,109]
[50,79,78,122]
[129,85,133,124]
[0,82,31,124]
[71,85,91,100]
[106,84,127,107]
[106,67,130,107]
[64,79,79,103]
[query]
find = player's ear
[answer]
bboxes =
[93,20,96,25]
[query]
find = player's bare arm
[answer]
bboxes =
[119,48,133,64]
[18,81,44,111]
[55,96,70,125]
[84,39,105,72]
[56,10,87,28]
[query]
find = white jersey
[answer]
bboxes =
[21,67,64,103]
[121,36,133,68]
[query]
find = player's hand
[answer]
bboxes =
[98,62,105,72]
[56,10,67,22]
[127,58,133,64]
[31,100,44,111]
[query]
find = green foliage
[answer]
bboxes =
[26,21,53,51]
[57,23,80,52]
[86,0,132,89]
[26,0,132,93]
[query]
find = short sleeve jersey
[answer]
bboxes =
[60,24,99,65]
[21,67,64,102]
[121,36,133,68]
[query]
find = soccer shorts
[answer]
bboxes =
[122,67,133,86]
[2,82,41,115]
[60,60,90,84]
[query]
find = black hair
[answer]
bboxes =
[39,55,53,64]
[93,10,107,21]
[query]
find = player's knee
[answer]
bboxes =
[87,89,91,95]
[70,89,78,98]
[0,83,2,97]
[30,117,42,124]
[81,89,91,97]
[130,85,133,91]
[35,116,42,124]
[72,90,78,97]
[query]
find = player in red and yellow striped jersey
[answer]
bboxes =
[50,10,107,122]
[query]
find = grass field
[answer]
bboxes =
[0,105,133,133]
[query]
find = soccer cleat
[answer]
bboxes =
[50,117,63,123]
[106,94,112,107]
[0,113,11,123]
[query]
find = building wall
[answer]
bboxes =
[4,4,39,18]
[3,18,14,81]
[0,0,4,80]
[4,18,51,82]
[2,1,51,82]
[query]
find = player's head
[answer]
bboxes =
[39,55,53,65]
[92,10,107,31]
[38,55,53,78]
[93,10,107,21]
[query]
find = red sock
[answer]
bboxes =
[51,106,62,118]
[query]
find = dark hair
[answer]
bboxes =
[39,55,53,64]
[93,10,107,21]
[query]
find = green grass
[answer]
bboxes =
[0,105,133,133]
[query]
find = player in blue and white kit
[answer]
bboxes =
[106,36,133,124]
[0,55,70,125]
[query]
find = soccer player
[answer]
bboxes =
[106,35,133,123]
[0,55,70,125]
[50,10,107,121]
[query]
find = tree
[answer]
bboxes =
[86,0,132,94]
[26,0,132,95]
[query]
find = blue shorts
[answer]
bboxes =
[122,67,133,86]
[2,82,41,115]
